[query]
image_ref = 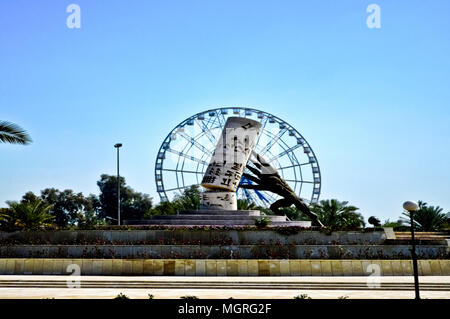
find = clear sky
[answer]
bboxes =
[1,0,449,223]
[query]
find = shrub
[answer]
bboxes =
[294,294,311,299]
[255,217,270,228]
[114,293,129,299]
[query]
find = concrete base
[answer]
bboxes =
[125,210,312,227]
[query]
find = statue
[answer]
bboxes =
[240,151,324,227]
[198,116,322,228]
[368,216,381,227]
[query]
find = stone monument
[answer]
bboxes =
[200,117,262,210]
[126,116,316,227]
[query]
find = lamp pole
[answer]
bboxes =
[403,201,420,300]
[114,143,122,225]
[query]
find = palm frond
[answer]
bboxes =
[0,121,32,145]
[400,202,448,231]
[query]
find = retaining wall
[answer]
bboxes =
[1,244,448,259]
[0,258,449,276]
[0,230,388,245]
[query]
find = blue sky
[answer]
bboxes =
[1,0,449,222]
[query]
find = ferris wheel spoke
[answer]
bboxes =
[260,190,278,203]
[208,112,222,128]
[195,119,218,149]
[166,148,209,166]
[194,148,210,182]
[178,131,214,157]
[267,143,301,163]
[255,116,269,147]
[164,184,198,193]
[259,128,288,157]
[279,164,302,170]
[283,179,313,184]
[162,168,203,175]
[217,111,228,128]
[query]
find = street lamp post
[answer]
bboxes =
[403,201,420,300]
[114,143,122,225]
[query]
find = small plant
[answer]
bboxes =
[294,294,311,299]
[148,294,154,299]
[255,217,270,228]
[338,295,349,299]
[180,295,199,299]
[114,293,130,299]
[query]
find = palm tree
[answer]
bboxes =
[310,199,365,229]
[400,200,449,231]
[237,199,256,210]
[4,199,54,230]
[0,120,32,145]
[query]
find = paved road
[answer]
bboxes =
[0,276,449,299]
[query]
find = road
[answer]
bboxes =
[0,275,449,299]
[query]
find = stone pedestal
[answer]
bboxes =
[200,191,237,210]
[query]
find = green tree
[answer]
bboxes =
[382,219,403,228]
[20,191,40,203]
[19,189,102,227]
[310,199,365,229]
[40,188,94,227]
[400,200,449,231]
[97,174,152,223]
[146,200,179,217]
[0,121,32,145]
[173,185,200,210]
[76,207,105,229]
[145,186,200,217]
[3,198,54,230]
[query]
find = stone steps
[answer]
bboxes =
[179,210,261,216]
[126,220,308,227]
[147,215,286,221]
[395,232,450,240]
[392,232,450,246]
[1,280,449,290]
[125,209,311,227]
